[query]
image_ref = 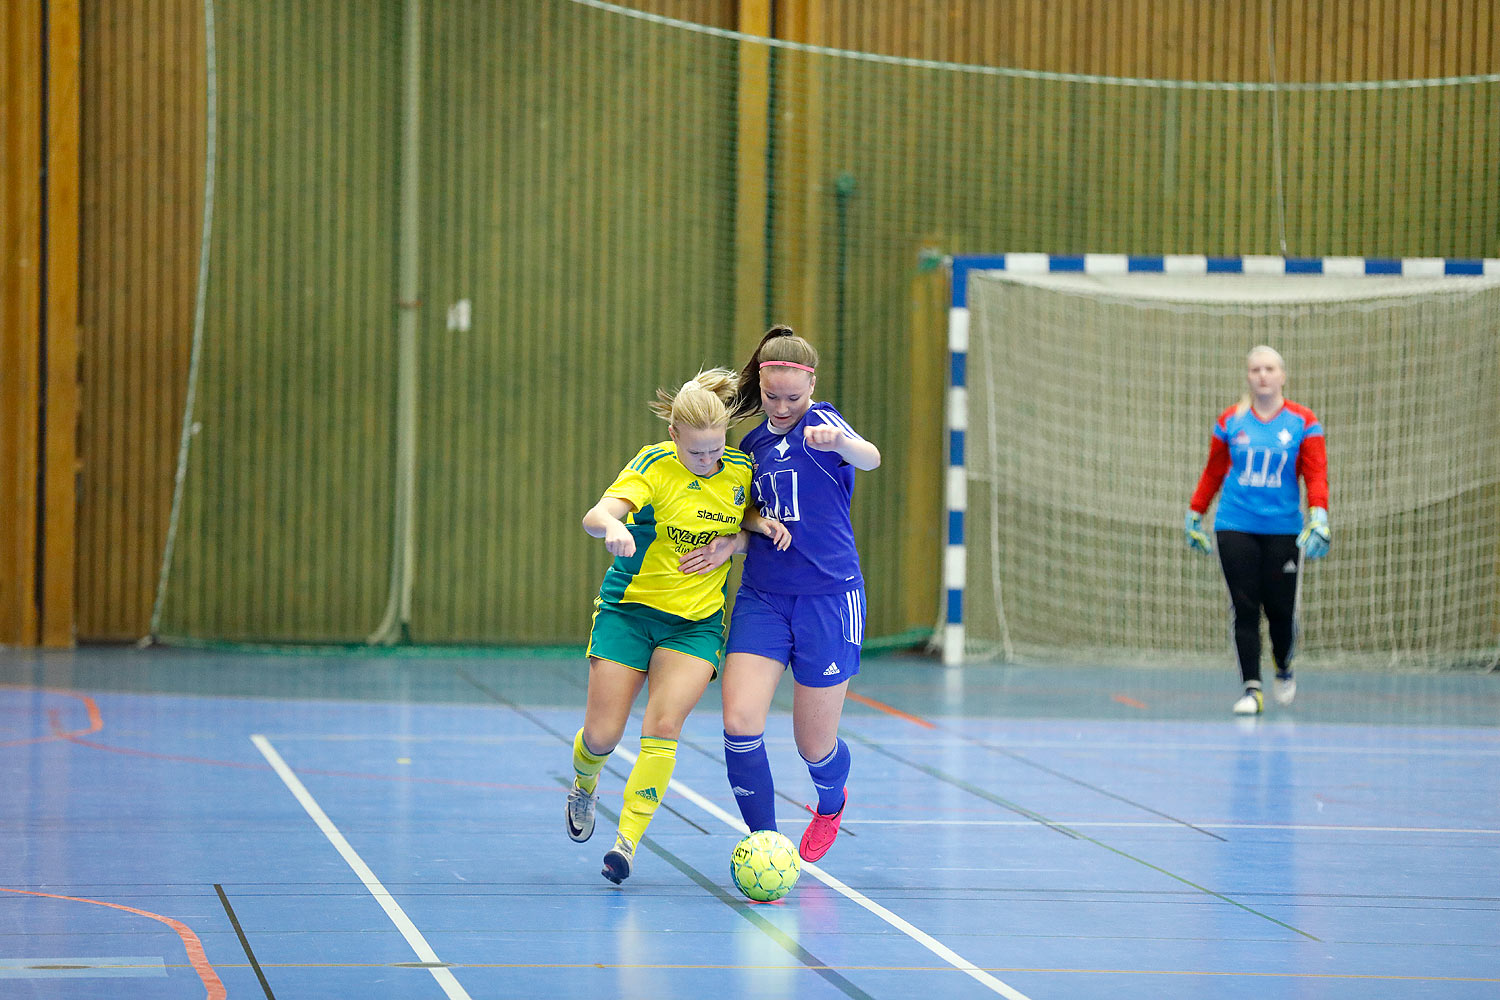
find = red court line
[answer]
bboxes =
[846,691,935,729]
[0,887,225,999]
[0,691,102,748]
[1112,694,1148,710]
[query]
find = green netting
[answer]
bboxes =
[154,0,1500,645]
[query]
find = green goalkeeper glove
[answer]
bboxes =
[1298,506,1330,560]
[1184,511,1212,555]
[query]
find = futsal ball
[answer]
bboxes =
[730,829,801,902]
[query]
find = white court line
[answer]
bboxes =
[613,745,1033,1000]
[252,735,471,1000]
[257,732,1500,756]
[833,737,1500,757]
[821,819,1500,834]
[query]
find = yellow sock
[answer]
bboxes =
[617,737,677,845]
[572,728,610,794]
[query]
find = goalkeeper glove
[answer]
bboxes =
[1298,506,1330,560]
[1184,511,1212,555]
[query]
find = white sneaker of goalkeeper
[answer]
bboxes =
[1273,673,1297,706]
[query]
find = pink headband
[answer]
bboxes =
[759,360,815,373]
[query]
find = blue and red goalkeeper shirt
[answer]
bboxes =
[738,401,865,595]
[1190,399,1328,535]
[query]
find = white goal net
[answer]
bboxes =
[961,268,1500,670]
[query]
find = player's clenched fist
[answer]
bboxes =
[803,424,844,450]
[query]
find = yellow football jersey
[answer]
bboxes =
[596,441,754,621]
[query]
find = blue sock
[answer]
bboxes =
[724,731,777,832]
[804,738,850,815]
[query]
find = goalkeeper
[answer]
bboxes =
[1184,346,1329,715]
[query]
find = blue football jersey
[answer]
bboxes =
[738,402,864,595]
[1210,401,1324,534]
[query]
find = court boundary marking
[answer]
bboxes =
[0,691,101,748]
[215,884,276,999]
[0,887,225,998]
[251,735,471,1000]
[449,667,1032,995]
[569,778,881,1000]
[612,743,1035,1000]
[845,729,1322,940]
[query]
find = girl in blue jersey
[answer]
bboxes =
[689,325,880,863]
[1185,346,1330,715]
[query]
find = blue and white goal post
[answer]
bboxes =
[940,252,1500,668]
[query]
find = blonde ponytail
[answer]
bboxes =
[648,368,741,430]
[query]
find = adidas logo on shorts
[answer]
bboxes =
[823,663,840,676]
[635,787,659,802]
[731,785,754,797]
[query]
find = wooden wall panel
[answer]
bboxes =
[45,0,82,647]
[1,0,44,646]
[735,0,773,354]
[76,0,204,640]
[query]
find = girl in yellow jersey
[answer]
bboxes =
[568,368,790,884]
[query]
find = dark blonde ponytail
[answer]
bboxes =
[729,325,820,421]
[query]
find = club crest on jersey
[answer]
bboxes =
[1277,428,1293,445]
[773,438,792,461]
[733,485,745,505]
[1233,431,1250,444]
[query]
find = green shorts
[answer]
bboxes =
[587,599,725,677]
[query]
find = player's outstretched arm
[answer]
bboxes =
[803,424,881,470]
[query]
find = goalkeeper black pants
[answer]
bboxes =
[1215,530,1301,686]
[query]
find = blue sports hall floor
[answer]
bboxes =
[1,645,1496,999]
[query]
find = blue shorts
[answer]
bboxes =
[725,585,864,688]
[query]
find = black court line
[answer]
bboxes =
[844,727,1322,942]
[519,658,859,839]
[553,777,878,1000]
[844,729,1082,839]
[553,660,862,840]
[971,739,1229,841]
[215,883,276,999]
[456,666,712,834]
